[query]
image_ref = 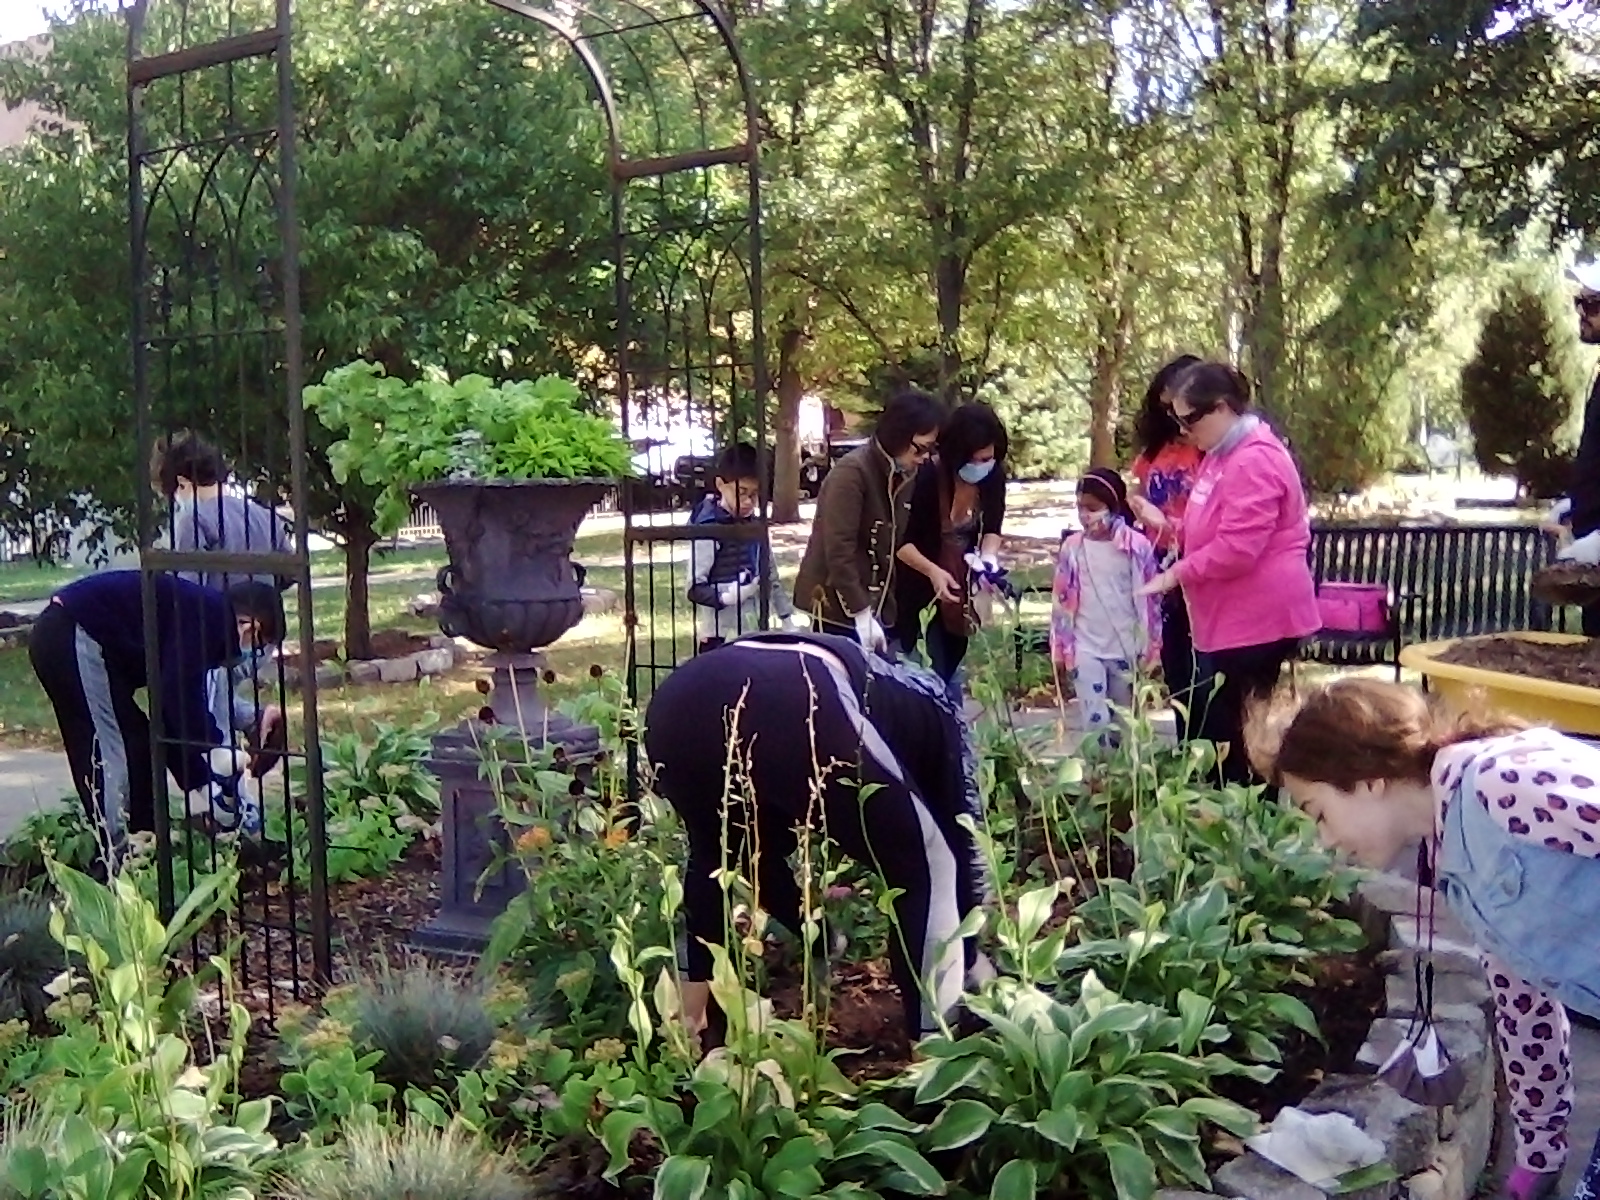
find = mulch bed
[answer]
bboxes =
[1435,634,1600,689]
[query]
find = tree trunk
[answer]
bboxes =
[935,251,967,404]
[343,509,379,661]
[1087,292,1133,469]
[772,325,805,523]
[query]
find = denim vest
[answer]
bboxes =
[1436,758,1600,1019]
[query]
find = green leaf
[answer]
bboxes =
[1180,1096,1259,1137]
[1175,989,1213,1056]
[1326,1163,1399,1195]
[989,1159,1037,1200]
[857,1102,924,1133]
[1102,1130,1158,1200]
[1034,1104,1081,1150]
[1015,882,1059,945]
[924,1098,996,1150]
[913,1054,986,1106]
[655,1155,712,1200]
[601,1110,652,1181]
[1263,992,1322,1040]
[834,1133,946,1196]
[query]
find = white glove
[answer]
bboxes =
[981,553,999,574]
[852,609,888,654]
[784,612,813,631]
[963,551,984,574]
[717,576,761,607]
[1558,530,1600,564]
[207,746,249,778]
[1548,497,1574,527]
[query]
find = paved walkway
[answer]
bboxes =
[0,747,74,837]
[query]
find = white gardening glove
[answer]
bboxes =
[207,746,249,779]
[717,571,761,608]
[963,551,985,574]
[1548,497,1574,527]
[784,611,813,631]
[1557,530,1600,565]
[852,609,888,654]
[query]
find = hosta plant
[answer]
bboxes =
[902,971,1263,1200]
[1062,879,1324,1064]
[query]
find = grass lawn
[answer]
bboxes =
[0,526,641,751]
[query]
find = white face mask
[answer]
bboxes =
[959,459,995,484]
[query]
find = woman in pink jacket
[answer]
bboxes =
[1142,362,1320,785]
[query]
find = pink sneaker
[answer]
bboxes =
[1502,1166,1560,1200]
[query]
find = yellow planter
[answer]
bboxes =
[1399,633,1600,736]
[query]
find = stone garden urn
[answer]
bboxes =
[411,477,608,953]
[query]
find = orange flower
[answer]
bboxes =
[516,826,553,852]
[603,825,629,849]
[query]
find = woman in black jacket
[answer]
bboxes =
[892,403,1009,687]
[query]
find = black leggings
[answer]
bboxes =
[28,603,155,844]
[1160,590,1197,742]
[643,638,982,1039]
[1193,636,1300,787]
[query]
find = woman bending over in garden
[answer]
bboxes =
[643,629,993,1047]
[1249,678,1600,1200]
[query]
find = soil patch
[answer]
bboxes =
[1435,634,1600,689]
[1212,945,1385,1124]
[359,628,438,661]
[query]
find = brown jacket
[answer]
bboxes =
[793,441,916,628]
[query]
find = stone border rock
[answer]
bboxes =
[1159,870,1497,1200]
[281,633,473,692]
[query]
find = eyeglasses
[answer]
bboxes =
[909,437,938,459]
[1174,405,1213,429]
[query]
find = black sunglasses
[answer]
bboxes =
[1174,405,1213,429]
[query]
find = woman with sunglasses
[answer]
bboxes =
[1139,361,1319,786]
[795,388,945,652]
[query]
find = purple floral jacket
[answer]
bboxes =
[1049,519,1163,672]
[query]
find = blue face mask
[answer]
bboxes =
[959,459,995,484]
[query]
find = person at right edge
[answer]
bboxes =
[794,389,945,652]
[1139,362,1320,787]
[1550,264,1600,632]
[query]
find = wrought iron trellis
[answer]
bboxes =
[122,0,763,990]
[127,0,329,1004]
[478,0,768,800]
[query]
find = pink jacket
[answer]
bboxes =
[1174,423,1320,653]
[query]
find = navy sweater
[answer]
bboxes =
[55,571,237,792]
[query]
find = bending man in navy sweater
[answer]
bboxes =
[28,571,285,851]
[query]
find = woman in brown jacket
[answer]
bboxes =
[794,389,945,652]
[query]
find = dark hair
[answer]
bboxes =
[937,403,1008,484]
[1171,361,1252,417]
[1077,467,1134,524]
[153,431,227,496]
[227,581,286,646]
[874,388,944,456]
[715,442,761,483]
[1134,354,1201,457]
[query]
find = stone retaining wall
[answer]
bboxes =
[1160,870,1498,1200]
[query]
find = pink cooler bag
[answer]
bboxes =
[1315,582,1391,635]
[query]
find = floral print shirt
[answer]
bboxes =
[1432,728,1600,1174]
[1049,519,1162,672]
